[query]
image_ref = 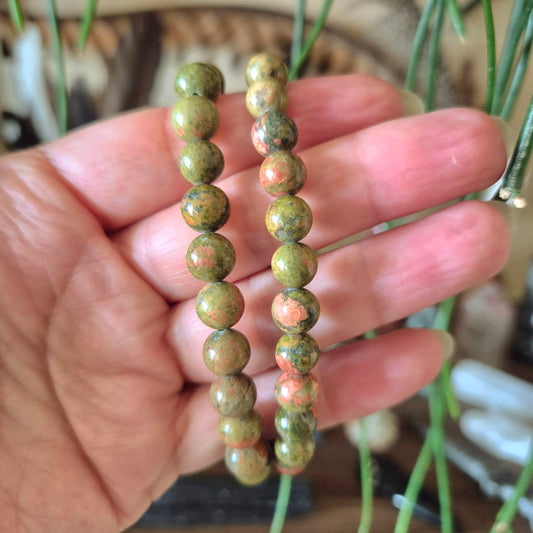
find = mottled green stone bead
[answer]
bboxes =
[271,243,317,288]
[186,233,235,282]
[225,440,271,486]
[171,96,219,142]
[251,112,298,157]
[271,288,320,333]
[196,282,244,329]
[210,373,256,416]
[179,141,224,185]
[246,80,288,119]
[203,329,250,375]
[246,53,289,86]
[275,371,320,412]
[275,407,317,441]
[175,63,224,101]
[275,436,315,469]
[218,409,263,448]
[275,333,319,374]
[265,196,312,243]
[260,151,307,197]
[181,184,229,232]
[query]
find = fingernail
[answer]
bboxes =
[433,329,455,360]
[397,88,424,116]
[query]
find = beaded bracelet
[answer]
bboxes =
[172,63,270,486]
[246,54,320,475]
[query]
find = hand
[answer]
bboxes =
[0,75,509,532]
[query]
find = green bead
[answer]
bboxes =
[225,441,271,486]
[275,407,317,441]
[186,233,235,281]
[246,80,288,119]
[272,288,320,333]
[251,112,298,157]
[275,333,319,374]
[203,329,250,376]
[181,184,229,232]
[175,63,224,101]
[275,371,320,412]
[275,436,315,469]
[246,53,288,86]
[218,410,263,448]
[196,282,244,329]
[210,373,256,416]
[260,151,307,197]
[271,243,317,288]
[265,196,312,243]
[180,141,224,185]
[171,96,219,142]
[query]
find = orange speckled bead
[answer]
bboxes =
[275,333,319,374]
[225,440,271,486]
[181,184,230,233]
[275,372,320,412]
[218,410,263,448]
[260,151,307,197]
[275,436,315,469]
[186,233,235,282]
[196,282,244,329]
[271,288,320,333]
[271,242,317,288]
[246,79,289,119]
[171,95,220,142]
[265,195,312,243]
[203,329,250,376]
[251,112,298,157]
[245,53,289,86]
[210,373,257,416]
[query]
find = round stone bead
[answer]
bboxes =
[251,112,298,156]
[260,151,307,197]
[196,281,244,329]
[275,436,315,469]
[246,79,288,119]
[271,243,317,288]
[179,141,224,185]
[275,372,320,412]
[175,62,223,101]
[265,196,312,243]
[275,333,319,374]
[186,233,235,282]
[275,407,317,441]
[271,288,320,333]
[171,96,219,142]
[225,440,271,486]
[246,53,289,86]
[181,184,230,233]
[203,329,250,375]
[218,409,263,448]
[210,373,256,416]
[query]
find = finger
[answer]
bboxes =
[168,201,509,384]
[169,327,447,477]
[40,75,403,230]
[113,108,506,301]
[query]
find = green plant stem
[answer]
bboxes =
[405,0,437,91]
[490,0,533,115]
[8,0,24,33]
[288,0,334,81]
[444,0,466,41]
[393,432,433,533]
[481,0,497,113]
[290,0,306,74]
[78,0,99,51]
[500,11,533,120]
[46,0,68,135]
[357,417,373,533]
[270,474,293,533]
[425,0,446,111]
[499,95,533,199]
[489,441,533,533]
[428,379,453,533]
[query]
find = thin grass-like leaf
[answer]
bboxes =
[288,0,334,81]
[270,474,293,533]
[425,0,446,111]
[8,0,24,33]
[501,11,533,120]
[290,0,306,74]
[357,417,373,533]
[481,0,497,113]
[405,0,438,92]
[78,0,99,51]
[445,0,466,41]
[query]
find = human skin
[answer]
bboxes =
[0,74,509,532]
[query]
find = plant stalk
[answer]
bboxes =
[357,417,373,533]
[425,0,446,112]
[270,474,293,533]
[290,0,306,73]
[445,0,466,41]
[8,0,24,33]
[78,0,99,51]
[481,0,497,113]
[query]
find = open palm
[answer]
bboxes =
[0,75,509,532]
